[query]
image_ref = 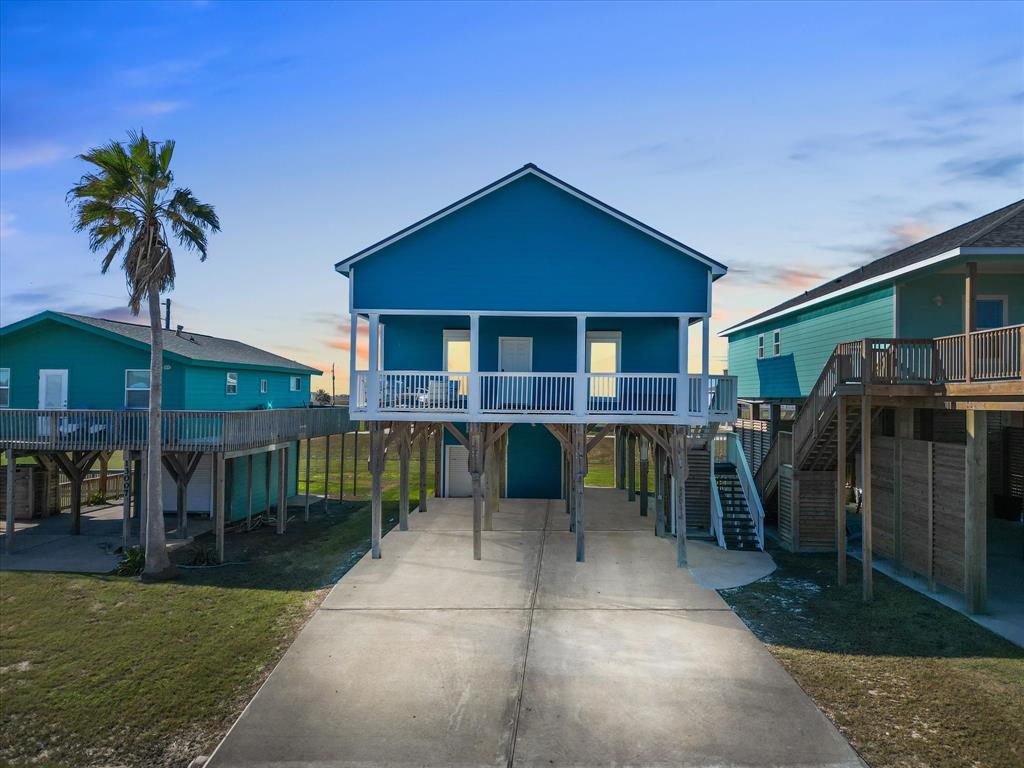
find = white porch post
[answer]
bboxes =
[367,313,380,416]
[468,313,480,417]
[701,315,711,418]
[349,312,358,405]
[676,315,689,418]
[575,314,587,418]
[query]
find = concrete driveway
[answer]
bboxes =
[208,489,863,768]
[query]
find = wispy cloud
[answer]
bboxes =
[939,152,1024,184]
[122,99,185,116]
[0,140,67,171]
[725,262,830,290]
[789,127,977,162]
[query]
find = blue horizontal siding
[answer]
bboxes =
[382,315,680,373]
[353,174,710,314]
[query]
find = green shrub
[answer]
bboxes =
[114,546,145,576]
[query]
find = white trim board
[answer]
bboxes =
[335,165,727,276]
[353,309,710,319]
[719,246,966,336]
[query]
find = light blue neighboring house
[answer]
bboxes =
[336,164,747,562]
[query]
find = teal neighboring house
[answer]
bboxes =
[722,199,1024,403]
[0,311,322,525]
[719,201,1023,617]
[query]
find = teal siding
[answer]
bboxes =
[0,319,186,409]
[226,445,298,522]
[0,316,311,412]
[354,173,711,314]
[728,286,894,399]
[506,424,562,499]
[183,367,310,411]
[899,271,1024,338]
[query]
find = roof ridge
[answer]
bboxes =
[958,198,1024,248]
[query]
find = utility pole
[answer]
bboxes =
[331,363,336,405]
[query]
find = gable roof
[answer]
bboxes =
[334,163,727,277]
[721,199,1024,336]
[1,311,320,374]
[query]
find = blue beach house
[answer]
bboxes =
[336,164,742,564]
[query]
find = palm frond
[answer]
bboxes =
[68,130,218,315]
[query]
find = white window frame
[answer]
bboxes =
[975,294,1009,330]
[772,330,781,356]
[757,334,765,359]
[124,369,151,409]
[585,330,622,372]
[226,372,238,395]
[260,378,268,394]
[290,375,301,392]
[442,329,471,371]
[0,368,10,408]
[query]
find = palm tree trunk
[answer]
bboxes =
[143,283,175,579]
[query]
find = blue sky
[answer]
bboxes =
[1,0,1022,389]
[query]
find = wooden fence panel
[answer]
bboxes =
[871,436,896,559]
[932,442,966,592]
[793,470,836,551]
[898,439,932,579]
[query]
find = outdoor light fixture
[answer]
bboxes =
[932,294,944,307]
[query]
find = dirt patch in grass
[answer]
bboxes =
[0,499,401,768]
[720,547,1024,768]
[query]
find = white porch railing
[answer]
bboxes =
[587,373,681,415]
[480,373,575,414]
[351,370,738,423]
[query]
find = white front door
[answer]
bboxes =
[38,369,68,409]
[499,337,533,372]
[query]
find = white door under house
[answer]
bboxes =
[446,444,472,497]
[37,369,68,435]
[161,455,213,514]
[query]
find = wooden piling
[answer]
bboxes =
[861,395,873,602]
[418,429,428,513]
[121,460,132,551]
[671,427,688,567]
[433,427,442,497]
[324,433,331,505]
[277,447,287,534]
[573,424,586,562]
[304,438,311,521]
[399,426,410,531]
[246,454,254,529]
[639,435,649,517]
[964,409,987,613]
[5,449,15,554]
[470,423,483,560]
[370,423,383,558]
[627,430,636,502]
[339,430,346,504]
[214,452,225,563]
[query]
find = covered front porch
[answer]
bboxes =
[349,311,737,425]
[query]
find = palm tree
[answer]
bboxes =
[68,130,219,580]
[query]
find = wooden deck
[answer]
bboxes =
[0,406,356,453]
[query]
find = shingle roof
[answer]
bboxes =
[55,313,320,373]
[723,199,1024,334]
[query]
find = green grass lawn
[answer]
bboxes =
[298,431,435,501]
[0,498,403,768]
[720,548,1024,768]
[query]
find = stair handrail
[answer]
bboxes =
[726,431,765,550]
[710,433,727,548]
[791,340,863,469]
